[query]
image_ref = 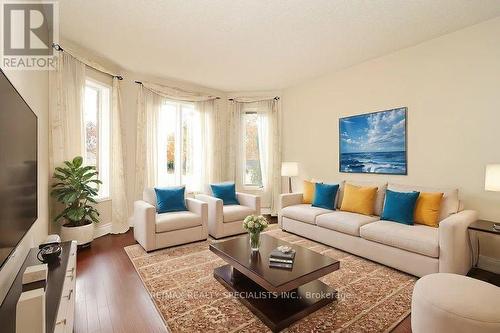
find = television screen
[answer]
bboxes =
[0,70,37,270]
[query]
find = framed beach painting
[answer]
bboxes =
[339,107,407,175]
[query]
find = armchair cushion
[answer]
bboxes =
[154,186,187,213]
[156,211,202,233]
[223,205,255,223]
[210,182,239,205]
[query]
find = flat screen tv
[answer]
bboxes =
[0,69,37,270]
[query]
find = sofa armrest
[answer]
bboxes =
[195,194,223,236]
[278,193,304,227]
[280,193,303,209]
[133,200,157,251]
[236,192,261,214]
[438,209,478,275]
[186,198,208,229]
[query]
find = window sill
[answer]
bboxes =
[242,186,264,192]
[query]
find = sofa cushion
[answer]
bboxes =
[223,205,255,223]
[339,181,387,215]
[388,183,459,221]
[360,220,439,258]
[156,211,202,233]
[316,211,379,236]
[281,204,332,225]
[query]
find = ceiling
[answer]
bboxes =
[59,0,500,92]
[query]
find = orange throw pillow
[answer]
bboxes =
[414,192,444,227]
[303,180,315,204]
[340,183,378,216]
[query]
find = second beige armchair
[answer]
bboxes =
[195,192,261,239]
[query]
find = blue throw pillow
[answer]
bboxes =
[210,182,239,205]
[381,189,420,225]
[154,186,187,213]
[312,183,339,210]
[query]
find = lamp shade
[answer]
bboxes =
[485,164,500,191]
[281,162,299,177]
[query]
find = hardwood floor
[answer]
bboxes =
[74,227,496,333]
[75,231,166,333]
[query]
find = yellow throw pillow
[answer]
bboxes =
[303,180,315,204]
[340,184,378,216]
[414,192,444,227]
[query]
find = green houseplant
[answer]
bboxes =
[51,156,101,246]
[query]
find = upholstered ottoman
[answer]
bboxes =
[412,273,500,333]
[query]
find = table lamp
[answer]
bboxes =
[485,164,500,230]
[281,162,299,193]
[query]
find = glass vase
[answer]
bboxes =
[249,231,261,251]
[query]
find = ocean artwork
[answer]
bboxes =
[339,107,407,175]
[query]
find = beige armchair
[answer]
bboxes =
[195,192,261,239]
[133,188,208,251]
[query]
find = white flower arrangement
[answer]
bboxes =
[243,215,268,233]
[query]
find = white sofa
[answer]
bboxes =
[133,188,208,251]
[195,192,261,239]
[279,181,478,277]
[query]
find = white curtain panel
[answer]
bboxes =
[110,78,129,234]
[227,101,244,186]
[134,85,161,201]
[228,98,282,215]
[195,99,225,192]
[49,52,85,169]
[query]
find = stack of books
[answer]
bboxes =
[269,248,296,269]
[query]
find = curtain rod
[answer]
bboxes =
[134,80,221,99]
[52,43,123,80]
[228,96,280,102]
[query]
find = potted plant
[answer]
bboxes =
[51,156,101,247]
[243,215,268,251]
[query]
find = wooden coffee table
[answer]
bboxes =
[209,234,340,332]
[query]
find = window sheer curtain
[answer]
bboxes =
[134,82,222,204]
[228,98,282,215]
[110,77,129,233]
[49,51,129,234]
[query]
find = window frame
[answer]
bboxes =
[242,108,265,190]
[157,99,201,192]
[83,78,112,201]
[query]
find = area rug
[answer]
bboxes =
[124,227,416,332]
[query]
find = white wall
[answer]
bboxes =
[282,17,500,266]
[0,68,49,302]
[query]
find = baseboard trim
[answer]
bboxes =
[94,223,112,239]
[478,255,500,274]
